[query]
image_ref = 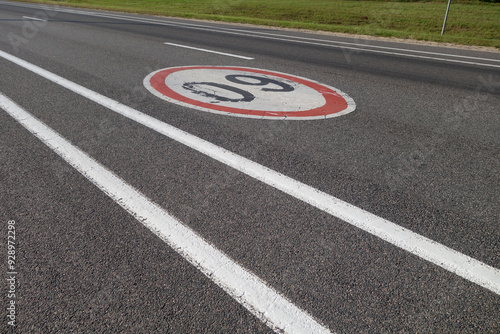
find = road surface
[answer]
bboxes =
[1,1,499,332]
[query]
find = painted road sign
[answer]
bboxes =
[144,66,356,120]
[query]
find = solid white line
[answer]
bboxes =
[4,1,499,68]
[1,49,499,295]
[22,16,47,22]
[0,92,331,334]
[164,42,254,60]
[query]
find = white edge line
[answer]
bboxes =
[0,92,332,334]
[164,42,254,60]
[0,49,499,296]
[5,1,499,67]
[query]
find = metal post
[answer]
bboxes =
[441,0,452,35]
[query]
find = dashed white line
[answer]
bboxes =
[22,15,47,22]
[164,42,254,60]
[0,92,331,334]
[1,49,499,296]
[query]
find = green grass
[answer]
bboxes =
[17,0,500,48]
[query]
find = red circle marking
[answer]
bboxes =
[147,66,354,119]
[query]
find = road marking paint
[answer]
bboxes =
[0,50,499,295]
[0,92,331,334]
[22,16,47,22]
[4,1,499,68]
[164,42,254,60]
[144,66,355,119]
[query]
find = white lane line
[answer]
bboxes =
[4,1,500,68]
[22,16,47,22]
[0,92,331,334]
[164,42,254,60]
[1,49,499,296]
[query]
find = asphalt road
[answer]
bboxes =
[1,1,499,333]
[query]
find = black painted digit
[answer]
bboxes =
[182,75,295,104]
[225,75,295,92]
[182,82,255,102]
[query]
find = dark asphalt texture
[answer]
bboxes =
[1,1,499,333]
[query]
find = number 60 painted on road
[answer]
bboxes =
[183,74,295,103]
[144,66,356,120]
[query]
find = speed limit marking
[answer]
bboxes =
[144,66,356,120]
